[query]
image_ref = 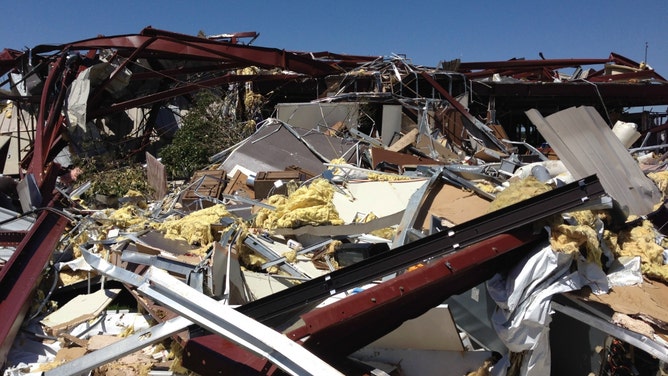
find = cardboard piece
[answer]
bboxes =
[415,181,490,230]
[573,279,668,330]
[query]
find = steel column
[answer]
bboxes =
[0,210,70,368]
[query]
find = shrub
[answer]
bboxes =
[160,90,255,179]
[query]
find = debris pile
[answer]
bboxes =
[0,27,667,375]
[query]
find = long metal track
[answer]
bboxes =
[81,253,344,376]
[238,175,605,326]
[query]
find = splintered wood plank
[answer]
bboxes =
[146,152,167,200]
[387,128,419,152]
[182,169,227,201]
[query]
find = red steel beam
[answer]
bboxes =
[0,207,71,368]
[0,48,23,77]
[586,69,665,82]
[457,57,611,72]
[182,227,542,374]
[28,56,77,184]
[0,231,27,247]
[292,228,541,358]
[88,73,301,119]
[30,56,65,185]
[469,80,668,108]
[35,32,364,77]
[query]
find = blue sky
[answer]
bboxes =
[2,1,667,85]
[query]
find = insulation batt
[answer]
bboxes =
[616,219,668,282]
[157,204,230,246]
[255,178,344,229]
[488,176,552,213]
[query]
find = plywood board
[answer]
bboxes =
[387,128,418,152]
[145,152,167,200]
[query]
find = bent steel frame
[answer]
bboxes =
[183,175,605,373]
[82,251,343,376]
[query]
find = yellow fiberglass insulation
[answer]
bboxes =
[354,212,396,240]
[548,210,606,266]
[282,249,297,263]
[157,204,230,245]
[488,176,552,212]
[475,180,497,194]
[239,248,268,271]
[366,172,410,181]
[616,219,668,282]
[107,205,148,230]
[123,189,148,209]
[550,223,602,266]
[254,178,344,229]
[568,210,598,227]
[648,171,668,199]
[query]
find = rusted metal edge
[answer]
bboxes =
[182,175,605,373]
[238,174,605,326]
[0,209,70,368]
[184,228,542,374]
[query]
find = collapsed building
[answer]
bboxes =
[0,27,668,375]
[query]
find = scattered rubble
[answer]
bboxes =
[0,27,668,375]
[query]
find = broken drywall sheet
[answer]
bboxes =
[331,179,428,223]
[40,289,121,336]
[275,102,360,132]
[526,106,661,216]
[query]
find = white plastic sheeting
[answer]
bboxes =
[487,241,609,376]
[606,256,643,287]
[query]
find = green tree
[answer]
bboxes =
[160,90,255,179]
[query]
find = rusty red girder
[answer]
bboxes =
[30,27,378,78]
[10,27,379,177]
[28,54,78,186]
[587,69,665,82]
[0,48,24,77]
[0,203,71,368]
[182,227,542,374]
[457,53,666,82]
[89,73,302,119]
[0,231,27,246]
[457,57,611,72]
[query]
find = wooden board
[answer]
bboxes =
[181,169,227,202]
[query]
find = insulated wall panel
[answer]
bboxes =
[526,106,660,216]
